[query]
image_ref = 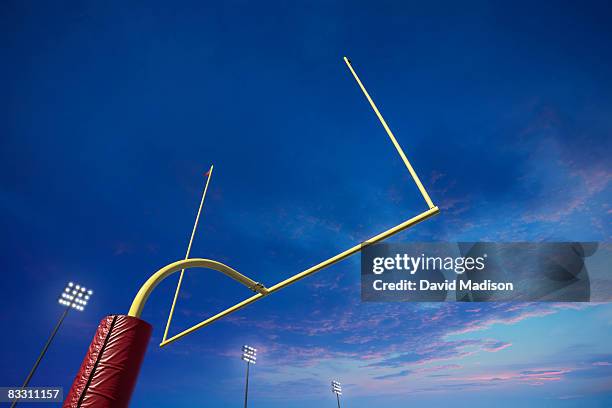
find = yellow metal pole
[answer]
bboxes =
[162,164,214,343]
[343,57,435,209]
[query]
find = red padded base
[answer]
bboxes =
[63,315,152,408]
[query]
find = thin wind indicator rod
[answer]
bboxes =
[162,164,214,343]
[343,57,435,209]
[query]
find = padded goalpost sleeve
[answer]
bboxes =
[63,315,152,408]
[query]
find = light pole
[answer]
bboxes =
[11,282,93,408]
[331,380,342,408]
[241,345,257,408]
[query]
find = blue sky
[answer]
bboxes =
[1,1,611,407]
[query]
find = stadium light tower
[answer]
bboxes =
[241,345,257,408]
[331,380,342,408]
[10,282,93,408]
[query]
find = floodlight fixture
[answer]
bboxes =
[57,282,93,312]
[242,345,257,365]
[332,380,342,395]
